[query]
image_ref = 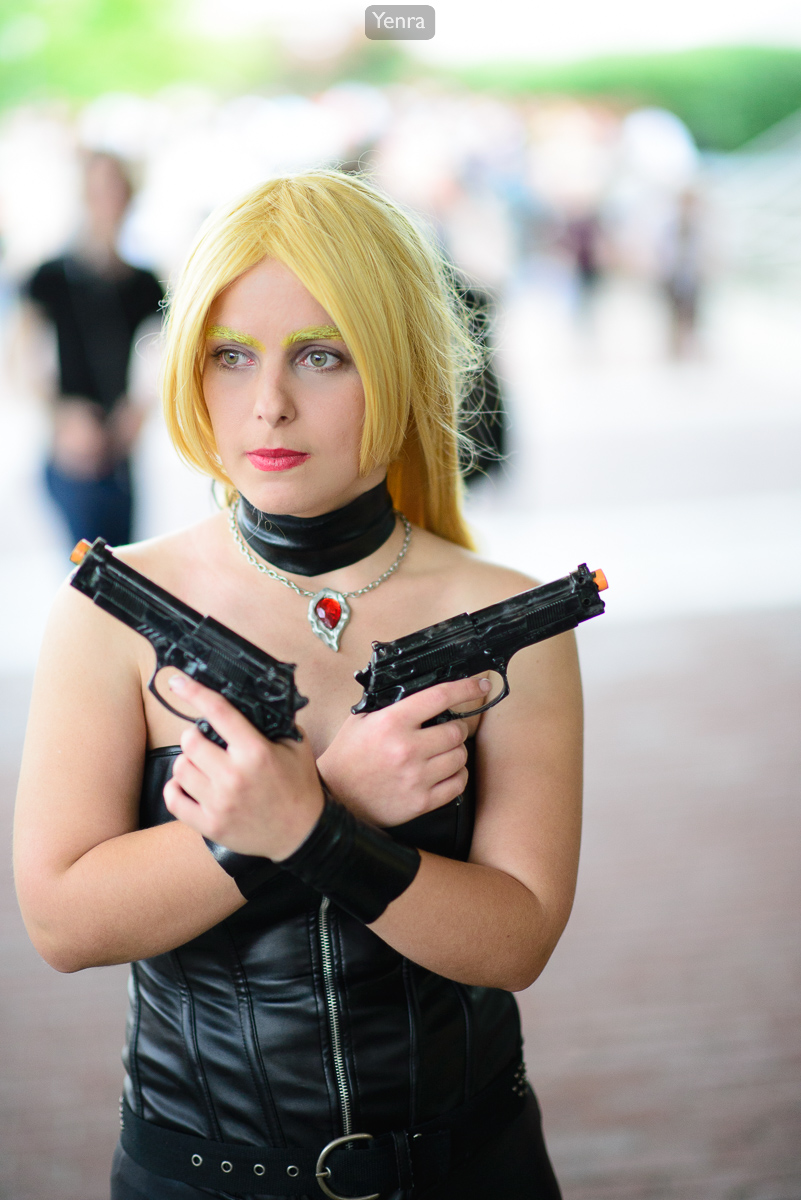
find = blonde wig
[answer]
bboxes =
[161,170,480,548]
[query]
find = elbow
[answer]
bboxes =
[16,873,105,973]
[506,905,571,993]
[47,954,84,975]
[44,944,95,974]
[17,900,100,973]
[470,938,556,993]
[508,954,549,993]
[25,924,92,974]
[471,954,546,993]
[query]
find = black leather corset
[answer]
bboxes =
[125,740,521,1150]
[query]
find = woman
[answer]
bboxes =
[14,171,582,1199]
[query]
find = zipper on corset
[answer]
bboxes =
[318,896,352,1136]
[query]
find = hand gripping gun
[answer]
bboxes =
[69,538,308,749]
[352,563,608,724]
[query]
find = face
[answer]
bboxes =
[203,258,384,518]
[84,156,131,236]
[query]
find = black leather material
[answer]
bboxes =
[111,1090,562,1199]
[118,1057,527,1195]
[202,838,281,899]
[278,790,421,923]
[237,479,396,576]
[128,740,522,1162]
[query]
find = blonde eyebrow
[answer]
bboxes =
[206,325,266,352]
[282,325,342,347]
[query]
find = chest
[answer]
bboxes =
[140,565,469,753]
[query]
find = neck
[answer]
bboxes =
[74,232,123,273]
[236,479,397,576]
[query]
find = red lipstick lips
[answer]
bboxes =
[246,448,310,472]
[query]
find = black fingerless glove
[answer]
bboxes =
[203,840,280,899]
[278,790,421,924]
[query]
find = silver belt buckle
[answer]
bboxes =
[315,1133,380,1200]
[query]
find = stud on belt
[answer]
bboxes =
[119,1054,527,1196]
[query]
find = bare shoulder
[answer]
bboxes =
[409,526,541,614]
[40,514,226,688]
[111,513,226,600]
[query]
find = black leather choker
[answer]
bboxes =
[236,479,396,577]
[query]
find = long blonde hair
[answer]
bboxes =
[161,170,479,548]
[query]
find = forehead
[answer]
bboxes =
[209,258,332,332]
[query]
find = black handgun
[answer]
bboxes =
[352,563,608,723]
[69,538,308,748]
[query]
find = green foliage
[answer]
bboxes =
[2,2,799,154]
[450,46,801,151]
[275,41,409,93]
[0,0,184,104]
[0,0,285,106]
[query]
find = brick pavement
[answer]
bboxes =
[519,608,801,1200]
[1,609,799,1200]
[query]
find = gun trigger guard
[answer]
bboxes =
[147,663,194,723]
[441,669,511,722]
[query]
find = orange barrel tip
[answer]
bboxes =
[592,568,608,592]
[70,538,92,565]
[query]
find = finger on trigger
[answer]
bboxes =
[443,674,490,706]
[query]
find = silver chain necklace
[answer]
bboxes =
[228,505,412,651]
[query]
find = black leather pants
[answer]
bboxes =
[110,1090,562,1200]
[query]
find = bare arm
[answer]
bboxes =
[20,561,583,985]
[368,632,583,990]
[7,300,58,405]
[13,584,245,974]
[163,628,583,992]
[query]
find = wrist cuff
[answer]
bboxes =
[278,790,421,924]
[203,840,280,899]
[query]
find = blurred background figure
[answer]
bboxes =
[562,206,604,310]
[15,151,163,548]
[658,186,705,358]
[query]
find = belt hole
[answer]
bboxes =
[221,1161,233,1173]
[254,1164,266,1176]
[191,1154,203,1167]
[287,1164,300,1177]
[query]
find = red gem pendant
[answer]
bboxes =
[315,597,341,629]
[307,589,351,651]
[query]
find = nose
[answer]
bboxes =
[252,367,296,427]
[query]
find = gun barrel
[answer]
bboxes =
[472,564,604,654]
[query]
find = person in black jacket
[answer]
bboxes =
[15,171,582,1199]
[21,151,163,547]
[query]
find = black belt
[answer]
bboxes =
[121,1056,529,1197]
